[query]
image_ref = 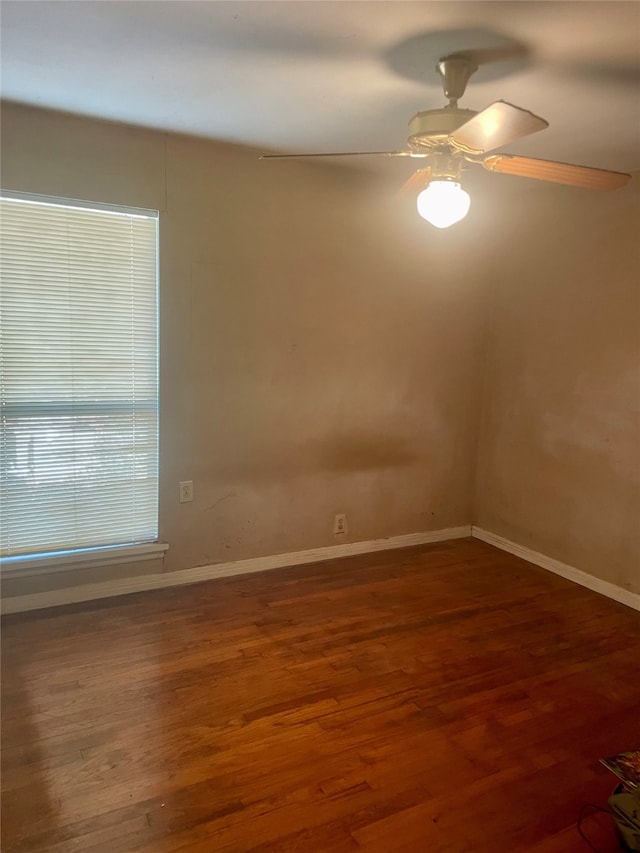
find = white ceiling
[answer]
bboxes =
[1,1,639,172]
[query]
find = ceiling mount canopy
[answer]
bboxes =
[436,56,479,108]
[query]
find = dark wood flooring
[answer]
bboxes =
[2,538,639,852]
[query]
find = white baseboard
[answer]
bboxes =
[472,526,640,612]
[2,526,472,614]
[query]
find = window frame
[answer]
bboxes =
[0,189,166,575]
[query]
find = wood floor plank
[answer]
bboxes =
[2,538,638,852]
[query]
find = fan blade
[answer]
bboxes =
[396,167,432,199]
[483,154,631,190]
[450,101,548,155]
[259,150,419,160]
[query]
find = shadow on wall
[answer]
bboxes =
[203,430,420,483]
[312,431,419,472]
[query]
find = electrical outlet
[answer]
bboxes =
[333,513,347,535]
[179,480,193,503]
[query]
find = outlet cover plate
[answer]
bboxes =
[179,481,193,503]
[334,513,347,535]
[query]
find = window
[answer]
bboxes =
[0,192,160,568]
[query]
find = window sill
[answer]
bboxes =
[1,542,169,578]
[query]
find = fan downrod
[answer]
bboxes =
[437,56,479,107]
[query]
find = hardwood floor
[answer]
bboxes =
[2,538,639,852]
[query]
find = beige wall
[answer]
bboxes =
[475,180,640,595]
[1,102,489,596]
[4,102,637,602]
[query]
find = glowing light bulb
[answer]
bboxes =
[416,180,471,229]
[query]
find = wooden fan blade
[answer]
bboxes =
[483,154,631,190]
[450,101,548,155]
[259,150,418,160]
[396,167,432,199]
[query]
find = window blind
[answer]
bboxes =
[0,192,159,559]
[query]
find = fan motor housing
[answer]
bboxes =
[408,108,477,153]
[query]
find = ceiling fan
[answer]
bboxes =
[260,55,631,228]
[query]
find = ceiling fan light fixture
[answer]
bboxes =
[416,180,471,228]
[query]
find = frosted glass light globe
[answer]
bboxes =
[416,180,471,229]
